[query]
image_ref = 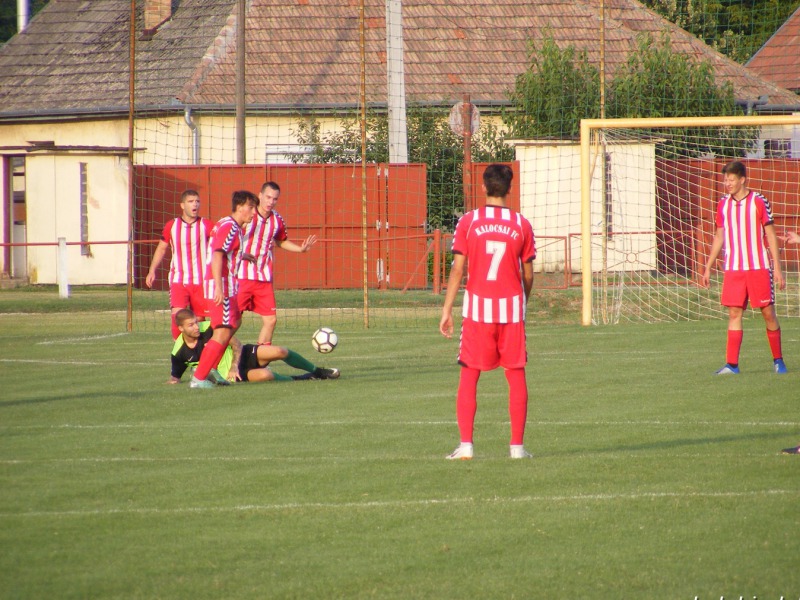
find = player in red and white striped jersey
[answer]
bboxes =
[237,181,317,345]
[701,161,786,375]
[439,164,536,460]
[145,189,213,339]
[190,190,258,389]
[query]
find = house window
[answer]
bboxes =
[80,162,90,256]
[765,139,790,159]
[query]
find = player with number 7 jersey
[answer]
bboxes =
[453,205,536,324]
[440,164,536,461]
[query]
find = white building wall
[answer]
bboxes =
[514,140,656,274]
[0,114,351,284]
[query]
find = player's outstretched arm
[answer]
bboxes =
[277,235,317,253]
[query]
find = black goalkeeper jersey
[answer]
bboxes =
[170,322,214,379]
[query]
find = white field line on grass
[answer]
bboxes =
[1,489,797,519]
[36,333,129,345]
[0,448,795,465]
[0,359,154,367]
[1,419,797,432]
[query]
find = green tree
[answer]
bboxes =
[0,0,49,44]
[290,107,511,231]
[503,34,601,139]
[502,32,752,157]
[641,0,800,62]
[608,33,753,157]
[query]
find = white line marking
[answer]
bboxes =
[0,359,155,367]
[37,333,129,345]
[1,489,796,519]
[1,419,797,431]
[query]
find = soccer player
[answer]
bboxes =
[237,181,317,345]
[145,189,213,339]
[700,160,787,375]
[439,164,536,460]
[169,309,340,384]
[190,190,258,389]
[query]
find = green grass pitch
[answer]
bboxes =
[1,308,798,598]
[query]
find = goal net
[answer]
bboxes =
[578,115,800,325]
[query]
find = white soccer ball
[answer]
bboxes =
[311,327,338,354]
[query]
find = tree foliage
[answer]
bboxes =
[0,0,49,45]
[641,0,800,63]
[290,108,510,231]
[503,35,601,139]
[503,32,754,157]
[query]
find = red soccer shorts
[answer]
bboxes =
[458,319,528,371]
[237,279,277,316]
[721,269,774,309]
[170,283,208,317]
[207,295,242,329]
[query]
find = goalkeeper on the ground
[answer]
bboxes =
[169,308,339,385]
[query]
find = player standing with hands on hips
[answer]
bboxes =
[145,189,213,339]
[439,164,536,460]
[237,181,317,346]
[190,190,258,389]
[701,160,787,375]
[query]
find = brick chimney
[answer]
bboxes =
[143,0,172,37]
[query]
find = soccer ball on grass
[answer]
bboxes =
[311,327,338,354]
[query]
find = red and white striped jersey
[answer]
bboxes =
[715,191,774,271]
[452,205,536,324]
[203,217,244,299]
[161,217,213,286]
[236,210,288,282]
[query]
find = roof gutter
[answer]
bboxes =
[0,99,515,124]
[754,105,800,114]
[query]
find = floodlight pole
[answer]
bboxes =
[235,0,246,164]
[386,0,408,163]
[126,0,137,332]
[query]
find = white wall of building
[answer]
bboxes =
[513,140,656,274]
[0,114,346,284]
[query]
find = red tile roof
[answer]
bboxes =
[0,0,797,119]
[747,7,800,94]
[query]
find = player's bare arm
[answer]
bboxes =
[522,261,534,301]
[211,250,224,305]
[228,336,244,382]
[277,235,317,253]
[784,231,800,245]
[701,228,725,288]
[440,254,466,338]
[764,223,785,291]
[146,240,170,288]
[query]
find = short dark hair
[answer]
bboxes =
[231,190,259,211]
[261,181,280,194]
[174,308,196,327]
[722,161,746,178]
[180,189,200,202]
[483,164,513,198]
